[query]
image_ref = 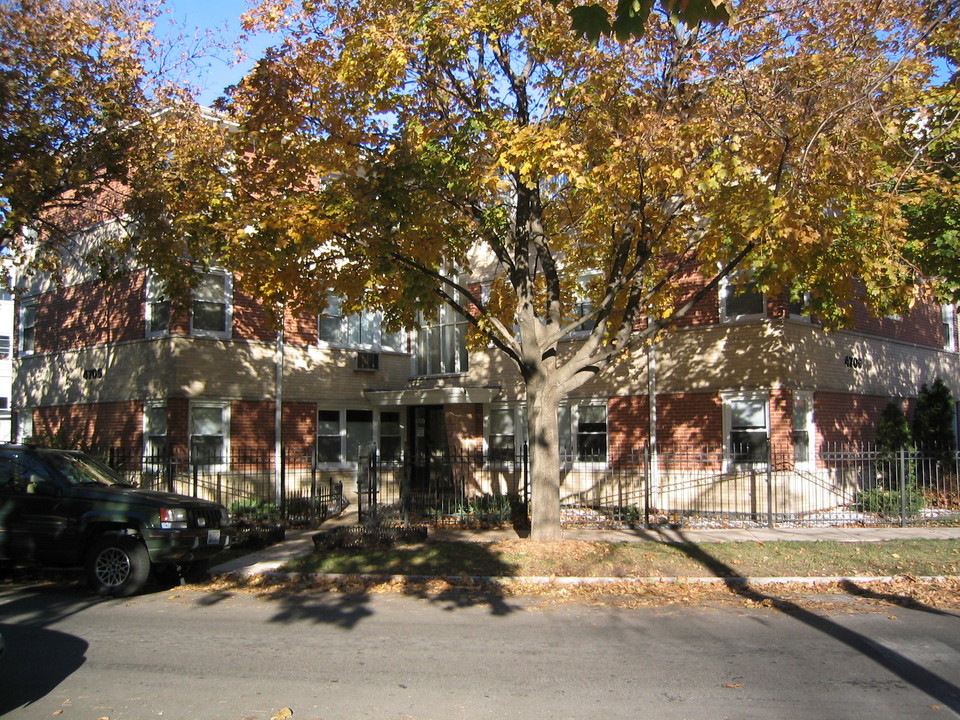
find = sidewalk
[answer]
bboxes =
[210,514,960,578]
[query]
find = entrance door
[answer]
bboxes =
[410,405,448,491]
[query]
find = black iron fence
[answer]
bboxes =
[104,447,345,528]
[98,443,960,530]
[360,444,960,529]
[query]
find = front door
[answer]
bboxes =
[410,405,448,491]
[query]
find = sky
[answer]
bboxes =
[159,0,279,105]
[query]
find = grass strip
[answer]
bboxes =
[278,538,960,579]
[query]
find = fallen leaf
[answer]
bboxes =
[271,709,294,720]
[889,615,898,620]
[722,683,743,688]
[52,712,63,717]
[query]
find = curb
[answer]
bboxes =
[213,570,960,588]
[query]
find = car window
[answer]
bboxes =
[0,451,52,493]
[44,452,129,487]
[0,453,18,489]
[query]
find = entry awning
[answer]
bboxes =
[364,386,502,406]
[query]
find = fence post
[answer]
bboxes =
[899,448,908,528]
[644,444,651,528]
[766,442,774,528]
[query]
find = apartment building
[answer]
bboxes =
[12,252,960,503]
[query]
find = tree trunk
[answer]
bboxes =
[526,380,563,542]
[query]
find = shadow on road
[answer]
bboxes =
[665,528,960,713]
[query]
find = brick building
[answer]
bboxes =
[12,247,960,510]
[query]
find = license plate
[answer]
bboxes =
[207,529,221,545]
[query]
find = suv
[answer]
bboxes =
[0,444,234,596]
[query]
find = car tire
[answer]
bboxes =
[179,559,210,584]
[85,535,151,597]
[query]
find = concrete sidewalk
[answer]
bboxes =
[211,516,960,577]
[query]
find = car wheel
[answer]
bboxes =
[85,535,151,597]
[179,559,210,584]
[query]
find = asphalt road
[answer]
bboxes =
[1,579,958,720]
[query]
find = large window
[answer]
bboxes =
[943,304,957,352]
[19,299,35,355]
[720,272,765,322]
[144,403,168,458]
[0,335,10,360]
[146,274,170,337]
[190,403,229,465]
[486,405,526,462]
[191,272,232,338]
[724,392,769,464]
[316,408,404,465]
[559,400,608,463]
[792,391,814,466]
[318,295,404,351]
[416,303,469,376]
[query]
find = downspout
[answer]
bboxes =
[647,341,660,508]
[274,318,285,506]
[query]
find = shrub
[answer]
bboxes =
[857,482,926,516]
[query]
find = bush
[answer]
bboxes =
[857,483,926,516]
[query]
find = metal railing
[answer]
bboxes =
[360,444,960,529]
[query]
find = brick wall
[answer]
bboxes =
[656,392,723,447]
[815,392,904,447]
[282,402,317,456]
[33,401,142,448]
[30,273,146,354]
[231,400,276,453]
[608,395,650,463]
[444,403,483,452]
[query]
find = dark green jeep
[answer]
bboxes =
[0,444,234,596]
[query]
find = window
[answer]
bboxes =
[792,391,814,465]
[146,274,170,337]
[720,272,765,321]
[572,274,601,334]
[190,403,229,465]
[19,299,35,355]
[559,400,608,463]
[416,302,469,376]
[0,335,10,359]
[319,295,405,351]
[316,408,401,465]
[191,272,232,338]
[487,405,526,462]
[943,305,957,352]
[144,403,168,458]
[17,409,33,443]
[724,392,769,464]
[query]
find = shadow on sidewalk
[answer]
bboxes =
[669,528,960,713]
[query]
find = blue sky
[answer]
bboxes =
[160,0,278,104]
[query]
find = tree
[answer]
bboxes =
[877,401,913,455]
[559,0,731,42]
[222,0,953,540]
[913,378,957,460]
[0,0,231,294]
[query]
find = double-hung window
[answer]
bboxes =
[559,400,608,463]
[486,405,526,462]
[19,299,35,355]
[720,271,765,322]
[191,272,232,338]
[146,274,170,337]
[723,392,769,465]
[943,305,957,352]
[144,403,168,458]
[190,403,229,466]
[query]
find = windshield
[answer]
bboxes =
[44,451,131,487]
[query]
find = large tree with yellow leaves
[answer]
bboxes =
[223,0,953,540]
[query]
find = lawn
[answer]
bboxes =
[278,538,960,580]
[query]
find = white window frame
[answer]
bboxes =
[190,401,230,468]
[722,391,770,468]
[190,271,233,339]
[17,408,33,443]
[943,304,957,352]
[315,407,402,467]
[719,271,766,323]
[145,274,170,338]
[792,390,815,468]
[18,298,35,356]
[559,399,608,465]
[415,302,469,377]
[143,401,168,459]
[318,294,405,352]
[485,403,527,463]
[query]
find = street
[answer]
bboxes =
[1,578,958,720]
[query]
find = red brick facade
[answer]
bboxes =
[33,401,143,448]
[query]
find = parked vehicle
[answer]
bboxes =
[0,445,234,596]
